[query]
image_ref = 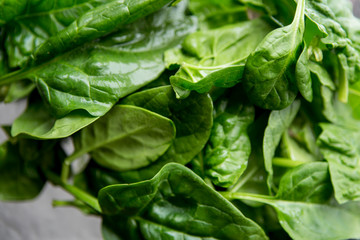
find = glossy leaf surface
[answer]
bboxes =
[11,95,99,139]
[71,105,175,171]
[5,0,114,67]
[166,19,272,98]
[99,163,268,240]
[243,0,305,109]
[2,4,196,117]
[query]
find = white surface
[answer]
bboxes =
[0,101,102,240]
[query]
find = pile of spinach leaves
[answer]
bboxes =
[1,0,360,239]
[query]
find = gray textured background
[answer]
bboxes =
[1,1,360,239]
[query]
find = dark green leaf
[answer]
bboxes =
[70,105,175,171]
[5,0,115,67]
[204,89,255,187]
[99,163,268,240]
[117,86,213,182]
[0,137,62,201]
[1,4,196,117]
[243,0,305,109]
[0,0,27,25]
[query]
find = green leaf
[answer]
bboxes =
[76,85,213,191]
[295,44,312,102]
[11,94,99,139]
[4,80,35,103]
[349,81,360,120]
[276,162,332,203]
[1,3,196,117]
[98,163,268,240]
[189,0,248,29]
[0,0,27,25]
[166,19,272,98]
[28,0,176,66]
[263,100,301,191]
[4,0,115,68]
[0,137,62,201]
[317,123,360,203]
[204,88,255,187]
[223,162,360,240]
[243,0,305,109]
[117,86,213,182]
[70,105,175,171]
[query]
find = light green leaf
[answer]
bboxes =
[166,19,272,98]
[263,100,301,191]
[317,123,360,203]
[11,95,99,139]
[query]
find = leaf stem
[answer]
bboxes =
[221,191,275,204]
[45,171,101,213]
[0,68,30,86]
[272,157,307,168]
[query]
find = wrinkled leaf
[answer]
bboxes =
[99,163,268,240]
[1,4,196,117]
[317,123,360,203]
[204,88,255,187]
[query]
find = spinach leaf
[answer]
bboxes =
[3,80,35,103]
[317,123,360,203]
[75,86,213,188]
[349,81,360,119]
[0,0,27,25]
[165,19,272,98]
[189,0,248,29]
[4,0,115,68]
[117,86,213,182]
[224,162,360,240]
[1,3,195,117]
[276,162,332,203]
[11,94,99,139]
[0,140,44,200]
[69,105,175,171]
[263,100,300,191]
[98,163,268,240]
[204,88,255,187]
[295,44,312,102]
[29,0,176,66]
[243,0,305,109]
[0,136,63,200]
